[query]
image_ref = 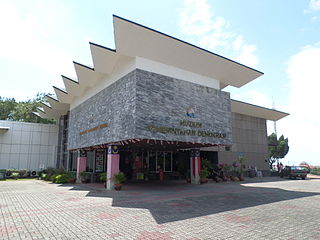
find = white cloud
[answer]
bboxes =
[179,0,214,36]
[179,0,258,68]
[277,43,320,166]
[234,44,258,69]
[309,0,320,11]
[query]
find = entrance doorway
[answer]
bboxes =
[119,151,192,181]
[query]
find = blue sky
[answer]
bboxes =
[0,0,319,165]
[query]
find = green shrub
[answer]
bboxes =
[52,172,76,184]
[11,172,19,179]
[311,167,320,175]
[19,169,27,177]
[200,168,209,179]
[40,173,47,180]
[114,172,126,184]
[41,168,66,181]
[99,172,107,182]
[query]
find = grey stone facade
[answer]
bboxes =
[135,69,232,145]
[219,113,269,172]
[68,69,232,149]
[68,71,136,149]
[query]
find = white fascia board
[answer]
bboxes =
[231,99,289,121]
[113,15,263,88]
[135,57,220,89]
[62,75,86,97]
[89,42,119,75]
[53,86,73,104]
[45,95,69,113]
[73,61,103,87]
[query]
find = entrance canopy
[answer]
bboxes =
[71,138,226,152]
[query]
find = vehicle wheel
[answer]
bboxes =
[302,176,306,180]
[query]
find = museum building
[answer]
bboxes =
[35,16,288,189]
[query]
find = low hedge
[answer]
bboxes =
[311,167,320,176]
[52,172,76,184]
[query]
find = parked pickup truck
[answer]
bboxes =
[280,166,310,180]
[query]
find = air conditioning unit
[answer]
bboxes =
[30,170,39,177]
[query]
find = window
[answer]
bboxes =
[164,152,172,172]
[157,152,164,171]
[86,151,94,172]
[95,150,105,173]
[69,151,78,171]
[149,152,156,172]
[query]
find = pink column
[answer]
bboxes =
[76,150,87,183]
[106,145,120,190]
[190,149,201,184]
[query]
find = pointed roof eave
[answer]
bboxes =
[36,108,59,120]
[73,61,103,87]
[45,95,70,113]
[113,15,263,88]
[40,102,66,117]
[53,86,73,104]
[89,42,119,75]
[62,75,86,97]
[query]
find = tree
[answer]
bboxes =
[268,133,289,169]
[0,93,55,124]
[0,97,17,120]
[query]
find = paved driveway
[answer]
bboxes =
[0,177,320,240]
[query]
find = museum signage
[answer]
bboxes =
[79,123,108,135]
[146,119,226,139]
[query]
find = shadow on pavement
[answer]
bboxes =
[59,178,320,224]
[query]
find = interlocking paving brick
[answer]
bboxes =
[0,178,320,239]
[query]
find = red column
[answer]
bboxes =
[76,150,87,183]
[190,149,201,184]
[106,145,120,190]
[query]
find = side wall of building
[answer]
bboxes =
[0,121,58,171]
[68,70,137,149]
[218,113,269,173]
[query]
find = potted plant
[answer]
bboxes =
[99,172,107,188]
[238,156,246,181]
[80,171,89,183]
[67,172,76,184]
[200,168,209,184]
[114,172,126,190]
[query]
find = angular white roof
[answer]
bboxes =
[113,15,263,88]
[231,99,289,121]
[37,15,287,122]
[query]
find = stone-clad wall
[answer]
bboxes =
[68,71,137,149]
[135,69,232,145]
[68,69,232,149]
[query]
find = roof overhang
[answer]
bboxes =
[113,15,263,88]
[89,42,119,75]
[231,99,289,121]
